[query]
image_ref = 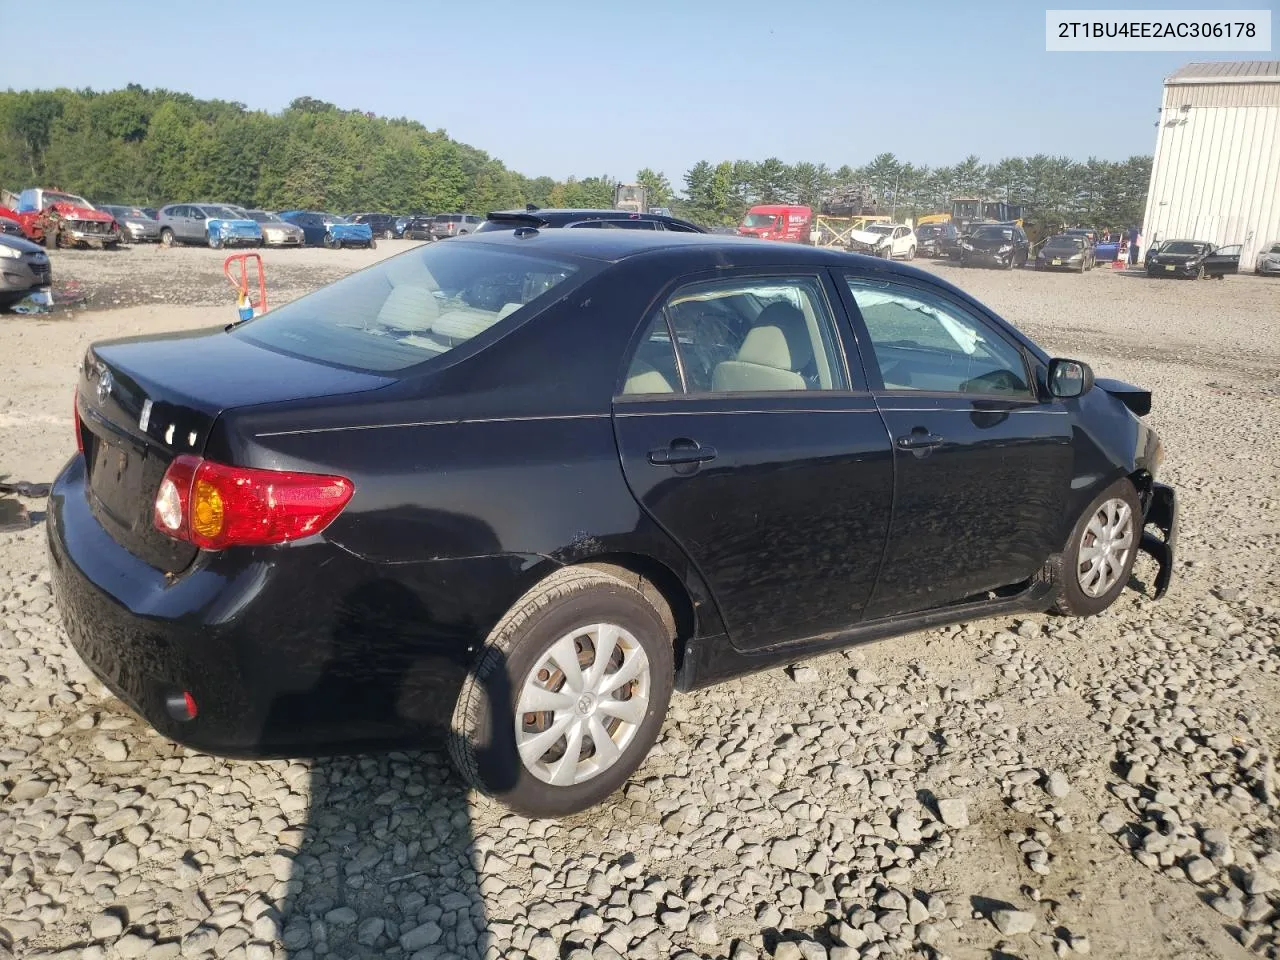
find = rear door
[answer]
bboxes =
[837,272,1074,620]
[613,270,894,650]
[1204,244,1241,276]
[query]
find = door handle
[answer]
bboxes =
[649,439,718,466]
[896,431,945,450]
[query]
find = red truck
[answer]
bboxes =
[7,187,120,249]
[737,204,813,243]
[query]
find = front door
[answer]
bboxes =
[838,274,1074,620]
[1205,244,1241,277]
[613,271,894,650]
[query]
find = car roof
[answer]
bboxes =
[486,208,706,230]
[460,227,949,274]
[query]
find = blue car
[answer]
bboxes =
[157,204,263,249]
[277,211,376,249]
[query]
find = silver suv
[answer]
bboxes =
[429,213,482,240]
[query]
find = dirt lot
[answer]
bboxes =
[0,243,1278,960]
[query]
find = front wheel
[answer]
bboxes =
[323,234,340,250]
[160,228,175,248]
[209,235,223,250]
[1049,478,1142,617]
[449,567,674,818]
[383,228,394,240]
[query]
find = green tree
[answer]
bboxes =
[635,168,672,209]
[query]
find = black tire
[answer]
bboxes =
[369,238,377,250]
[1194,265,1205,280]
[449,566,675,818]
[905,245,915,261]
[324,234,340,250]
[1048,478,1142,617]
[160,228,174,248]
[383,228,394,240]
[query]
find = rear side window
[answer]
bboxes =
[234,243,590,374]
[621,276,848,395]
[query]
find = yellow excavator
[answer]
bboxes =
[917,198,1024,231]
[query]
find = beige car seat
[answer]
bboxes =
[623,360,675,394]
[712,302,815,392]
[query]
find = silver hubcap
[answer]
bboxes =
[515,623,650,786]
[1077,497,1134,597]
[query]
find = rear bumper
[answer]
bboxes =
[1139,482,1177,600]
[47,455,503,758]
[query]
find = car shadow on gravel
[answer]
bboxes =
[269,580,517,959]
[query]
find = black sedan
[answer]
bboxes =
[1145,239,1241,279]
[49,231,1177,817]
[1035,234,1095,272]
[401,215,435,240]
[914,222,961,259]
[958,223,1031,269]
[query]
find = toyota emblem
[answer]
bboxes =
[96,368,113,405]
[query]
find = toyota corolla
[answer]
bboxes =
[49,230,1177,817]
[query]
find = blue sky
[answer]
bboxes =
[1,0,1270,186]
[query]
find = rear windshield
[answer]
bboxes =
[475,218,529,233]
[916,224,945,238]
[434,214,462,223]
[232,242,589,373]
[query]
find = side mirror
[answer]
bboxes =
[1047,358,1094,399]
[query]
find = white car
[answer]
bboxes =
[848,222,917,260]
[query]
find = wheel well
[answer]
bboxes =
[576,556,696,671]
[1128,468,1153,510]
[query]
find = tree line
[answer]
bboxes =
[0,87,1150,230]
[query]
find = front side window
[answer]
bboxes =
[234,243,590,374]
[845,278,1032,398]
[621,276,848,395]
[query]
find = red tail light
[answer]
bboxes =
[74,388,83,455]
[153,455,354,550]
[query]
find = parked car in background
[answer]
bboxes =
[959,223,1031,269]
[141,207,158,220]
[0,209,24,237]
[429,213,482,239]
[914,221,961,259]
[49,229,1177,817]
[158,204,262,248]
[235,209,305,247]
[401,215,435,241]
[848,222,916,260]
[1144,240,1240,279]
[12,188,120,249]
[475,208,706,234]
[737,204,812,243]
[99,205,161,243]
[350,212,402,239]
[277,211,375,249]
[0,233,52,310]
[1254,241,1280,276]
[1035,234,1095,272]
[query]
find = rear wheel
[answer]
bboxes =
[905,245,915,261]
[369,238,377,250]
[449,567,674,818]
[1048,478,1142,617]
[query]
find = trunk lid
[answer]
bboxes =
[77,328,394,572]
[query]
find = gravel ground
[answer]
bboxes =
[1,247,1278,960]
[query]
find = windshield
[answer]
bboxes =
[865,224,894,235]
[45,192,92,208]
[245,210,281,223]
[233,242,589,373]
[1045,237,1082,251]
[1162,241,1207,255]
[742,213,779,228]
[203,206,244,220]
[916,225,945,238]
[973,226,1014,241]
[323,213,349,224]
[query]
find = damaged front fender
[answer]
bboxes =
[1139,481,1177,600]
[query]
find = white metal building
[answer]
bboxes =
[1142,61,1280,272]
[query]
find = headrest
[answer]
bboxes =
[735,325,796,371]
[754,301,813,370]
